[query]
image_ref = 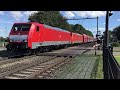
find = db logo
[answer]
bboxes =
[59,35,61,38]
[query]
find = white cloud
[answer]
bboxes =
[24,11,38,16]
[117,19,120,21]
[73,11,106,17]
[0,11,4,15]
[0,30,3,32]
[9,11,23,20]
[88,27,105,37]
[63,11,75,18]
[99,27,105,30]
[62,11,106,18]
[98,27,105,33]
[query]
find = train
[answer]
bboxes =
[6,22,95,54]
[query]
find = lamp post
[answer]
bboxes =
[104,11,109,47]
[104,11,113,47]
[103,11,113,79]
[97,16,99,40]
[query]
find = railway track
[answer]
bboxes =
[0,48,90,79]
[0,54,36,66]
[0,42,94,66]
[0,56,73,79]
[0,42,94,79]
[0,56,57,74]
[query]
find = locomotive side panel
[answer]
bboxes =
[28,23,44,49]
[83,34,87,43]
[71,33,83,44]
[29,24,71,49]
[41,25,71,46]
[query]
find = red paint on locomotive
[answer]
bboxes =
[7,22,94,51]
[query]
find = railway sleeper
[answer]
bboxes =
[4,76,23,79]
[42,72,48,76]
[25,69,39,72]
[34,66,45,68]
[12,73,30,77]
[30,67,43,70]
[37,75,44,79]
[19,71,33,74]
[46,70,52,73]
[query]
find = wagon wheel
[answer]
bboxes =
[35,47,41,55]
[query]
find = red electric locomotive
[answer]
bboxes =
[6,22,94,53]
[6,22,71,52]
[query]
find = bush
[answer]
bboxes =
[111,42,120,47]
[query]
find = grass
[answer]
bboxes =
[114,56,120,65]
[113,47,120,52]
[113,50,120,52]
[95,55,103,79]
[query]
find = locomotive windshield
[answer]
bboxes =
[12,24,31,31]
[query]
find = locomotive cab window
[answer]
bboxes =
[12,24,31,31]
[36,26,39,32]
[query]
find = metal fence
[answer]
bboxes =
[103,43,120,79]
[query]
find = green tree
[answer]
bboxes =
[0,37,3,42]
[108,30,112,42]
[113,25,120,41]
[69,24,93,36]
[29,11,71,30]
[28,11,93,36]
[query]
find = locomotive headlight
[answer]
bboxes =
[23,39,27,42]
[25,40,27,42]
[10,39,13,42]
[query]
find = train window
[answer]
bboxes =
[36,26,39,32]
[12,24,31,31]
[21,24,31,31]
[12,24,22,31]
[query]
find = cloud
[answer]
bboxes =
[117,19,120,21]
[62,11,106,18]
[8,11,38,21]
[73,11,106,17]
[24,11,38,16]
[0,11,4,15]
[98,27,105,33]
[9,11,23,20]
[63,11,75,18]
[99,27,105,30]
[88,27,105,37]
[0,30,3,32]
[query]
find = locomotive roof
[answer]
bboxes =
[72,32,82,36]
[14,22,33,24]
[13,22,70,33]
[44,24,70,33]
[13,22,93,37]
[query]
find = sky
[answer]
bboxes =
[0,11,120,38]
